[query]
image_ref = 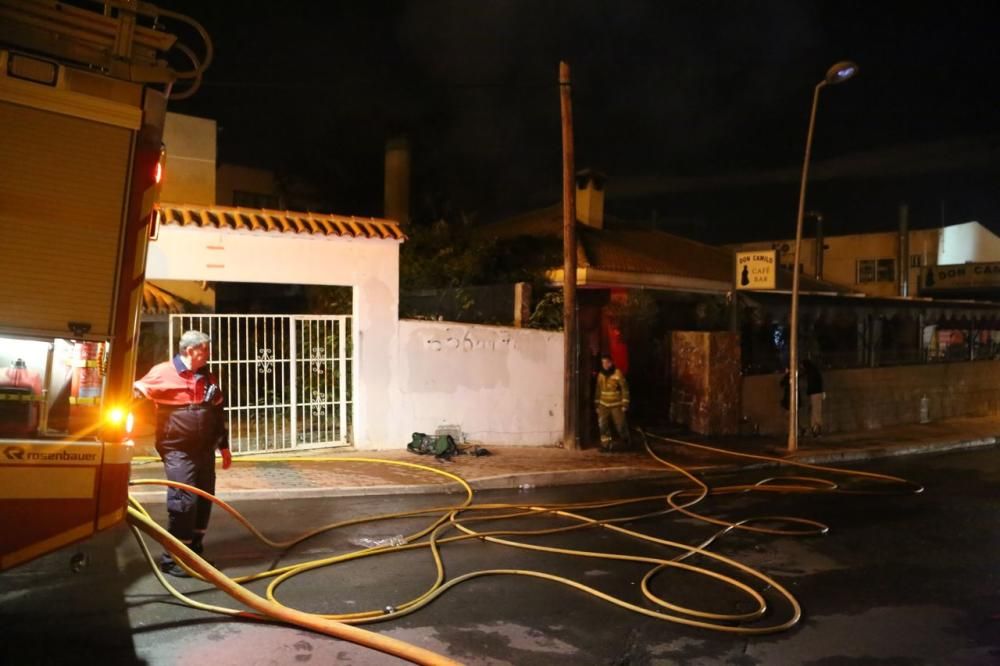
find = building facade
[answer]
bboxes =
[732,221,1000,298]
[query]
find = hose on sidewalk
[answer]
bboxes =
[126,431,922,664]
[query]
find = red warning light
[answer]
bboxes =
[154,144,166,186]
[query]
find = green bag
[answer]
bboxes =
[407,432,457,459]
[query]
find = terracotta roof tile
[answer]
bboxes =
[158,204,406,241]
[478,205,732,281]
[141,282,189,315]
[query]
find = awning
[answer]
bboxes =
[741,290,1000,328]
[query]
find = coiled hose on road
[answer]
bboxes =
[125,430,923,665]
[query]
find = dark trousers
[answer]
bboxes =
[597,405,630,449]
[159,446,216,562]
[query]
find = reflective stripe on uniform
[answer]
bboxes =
[595,369,630,408]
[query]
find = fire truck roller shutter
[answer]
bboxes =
[0,100,133,338]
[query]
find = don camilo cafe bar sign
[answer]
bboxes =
[735,250,777,290]
[921,262,1000,293]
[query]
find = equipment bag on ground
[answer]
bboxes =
[407,432,457,459]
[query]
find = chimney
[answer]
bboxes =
[384,136,410,225]
[809,210,824,279]
[899,202,910,297]
[575,169,606,229]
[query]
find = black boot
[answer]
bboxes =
[159,552,191,578]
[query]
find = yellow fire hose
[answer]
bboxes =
[125,430,923,664]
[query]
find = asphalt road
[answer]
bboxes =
[2,447,999,666]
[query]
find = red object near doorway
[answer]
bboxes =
[601,290,630,374]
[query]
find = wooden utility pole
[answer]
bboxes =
[560,61,579,450]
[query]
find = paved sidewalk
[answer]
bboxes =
[128,415,1000,503]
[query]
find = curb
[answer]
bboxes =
[789,435,999,465]
[127,436,999,503]
[127,466,682,504]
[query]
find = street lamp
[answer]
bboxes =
[787,60,858,453]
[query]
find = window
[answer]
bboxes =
[910,254,924,268]
[876,259,895,282]
[857,258,896,283]
[780,262,804,274]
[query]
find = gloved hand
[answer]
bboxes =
[221,448,232,470]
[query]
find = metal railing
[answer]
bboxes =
[169,314,352,453]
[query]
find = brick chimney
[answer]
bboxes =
[384,136,410,225]
[576,169,605,229]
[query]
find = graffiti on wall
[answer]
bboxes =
[424,327,515,353]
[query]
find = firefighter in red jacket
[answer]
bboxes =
[134,330,231,577]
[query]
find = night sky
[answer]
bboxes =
[164,1,1000,240]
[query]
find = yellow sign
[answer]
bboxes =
[736,250,777,290]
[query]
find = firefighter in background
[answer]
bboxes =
[801,358,825,437]
[134,330,232,577]
[595,353,630,452]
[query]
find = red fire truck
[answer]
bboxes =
[0,0,210,570]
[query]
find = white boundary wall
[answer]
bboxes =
[390,320,563,447]
[146,224,399,449]
[147,225,564,449]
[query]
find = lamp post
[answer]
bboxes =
[788,60,857,453]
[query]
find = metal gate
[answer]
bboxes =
[169,314,353,453]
